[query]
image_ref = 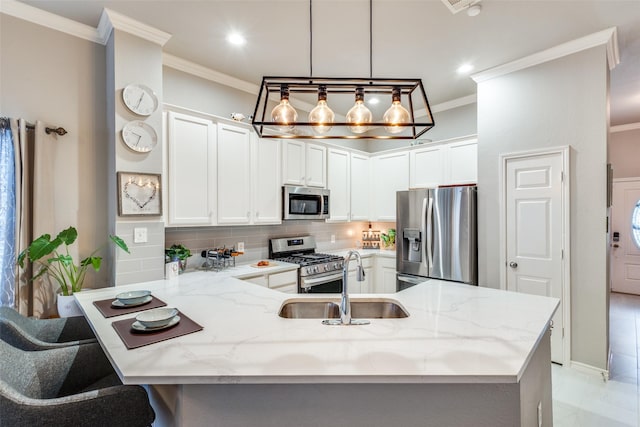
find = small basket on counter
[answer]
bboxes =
[200,247,243,271]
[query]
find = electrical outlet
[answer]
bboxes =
[134,227,147,243]
[237,242,245,252]
[331,234,336,243]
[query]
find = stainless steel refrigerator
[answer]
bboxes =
[396,186,477,291]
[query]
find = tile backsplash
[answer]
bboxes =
[165,221,395,269]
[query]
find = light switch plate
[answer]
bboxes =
[134,227,148,243]
[237,242,245,252]
[331,234,336,243]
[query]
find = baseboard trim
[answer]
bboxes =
[569,360,609,381]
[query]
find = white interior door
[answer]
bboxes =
[505,151,566,364]
[611,179,640,294]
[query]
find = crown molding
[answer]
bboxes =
[471,27,619,84]
[99,8,171,46]
[163,53,259,95]
[0,0,102,44]
[431,94,477,114]
[611,122,640,133]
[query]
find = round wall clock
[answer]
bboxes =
[121,121,158,153]
[122,83,158,116]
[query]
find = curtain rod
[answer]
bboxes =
[25,122,68,136]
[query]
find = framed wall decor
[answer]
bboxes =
[117,172,162,216]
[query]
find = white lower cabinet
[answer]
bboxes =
[268,270,298,293]
[374,256,397,293]
[240,269,298,293]
[347,256,373,294]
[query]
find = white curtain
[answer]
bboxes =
[11,119,57,317]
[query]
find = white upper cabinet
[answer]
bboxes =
[350,153,370,221]
[166,111,217,226]
[409,138,477,188]
[252,136,281,224]
[327,148,350,222]
[305,143,327,188]
[410,145,445,188]
[447,138,477,185]
[371,151,410,221]
[281,140,306,186]
[282,140,327,188]
[217,123,252,224]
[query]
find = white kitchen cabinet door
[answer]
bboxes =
[282,140,306,186]
[350,153,370,221]
[252,136,281,224]
[306,143,327,188]
[374,257,397,293]
[347,257,373,294]
[346,270,362,294]
[447,138,477,185]
[371,152,409,221]
[327,148,350,221]
[269,270,299,293]
[217,123,252,224]
[410,145,444,188]
[166,112,216,226]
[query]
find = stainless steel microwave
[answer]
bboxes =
[283,186,330,220]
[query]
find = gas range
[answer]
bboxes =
[269,236,344,293]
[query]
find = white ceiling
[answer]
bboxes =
[16,0,640,126]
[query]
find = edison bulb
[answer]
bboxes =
[271,85,298,132]
[308,86,334,134]
[346,88,372,134]
[383,88,410,134]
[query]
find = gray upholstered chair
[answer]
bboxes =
[0,339,155,426]
[0,306,96,350]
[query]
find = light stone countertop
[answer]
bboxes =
[75,270,558,386]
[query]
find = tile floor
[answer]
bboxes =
[552,292,640,427]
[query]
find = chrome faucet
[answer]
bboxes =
[323,250,370,326]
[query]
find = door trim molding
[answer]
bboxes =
[499,145,571,365]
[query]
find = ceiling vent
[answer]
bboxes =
[441,0,480,14]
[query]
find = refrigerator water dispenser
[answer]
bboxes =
[403,228,422,263]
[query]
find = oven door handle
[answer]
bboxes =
[300,272,344,288]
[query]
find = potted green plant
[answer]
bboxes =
[17,226,130,317]
[165,244,191,273]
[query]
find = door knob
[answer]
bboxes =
[612,244,619,248]
[509,262,518,268]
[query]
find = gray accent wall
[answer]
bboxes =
[477,46,610,369]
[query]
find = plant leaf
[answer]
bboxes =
[27,234,61,261]
[81,256,102,271]
[57,227,78,245]
[110,235,130,254]
[50,254,74,267]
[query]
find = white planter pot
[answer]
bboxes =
[57,294,83,318]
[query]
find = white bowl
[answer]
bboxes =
[135,307,179,328]
[115,290,152,305]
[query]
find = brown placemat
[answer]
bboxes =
[111,311,203,350]
[93,296,167,318]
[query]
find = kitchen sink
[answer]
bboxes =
[278,298,409,319]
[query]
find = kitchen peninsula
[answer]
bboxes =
[75,270,558,427]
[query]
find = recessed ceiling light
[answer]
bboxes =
[368,97,380,105]
[467,4,482,16]
[227,33,246,46]
[457,64,474,74]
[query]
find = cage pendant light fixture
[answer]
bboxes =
[252,0,434,140]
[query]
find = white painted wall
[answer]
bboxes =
[0,15,109,311]
[477,46,610,369]
[108,29,166,285]
[609,127,640,178]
